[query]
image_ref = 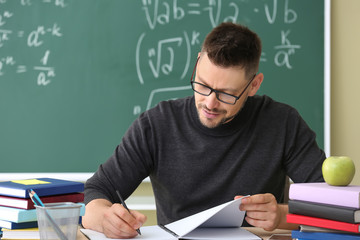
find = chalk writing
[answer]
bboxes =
[274,30,301,69]
[0,2,64,85]
[142,0,185,30]
[35,50,55,86]
[136,31,192,85]
[0,55,15,75]
[20,0,67,8]
[142,0,239,30]
[0,29,11,47]
[0,10,12,26]
[204,0,239,27]
[265,0,297,24]
[27,23,62,47]
[0,9,12,47]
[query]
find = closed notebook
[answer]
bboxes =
[288,199,360,223]
[1,227,39,239]
[0,178,84,198]
[289,182,360,208]
[287,214,360,233]
[0,192,84,209]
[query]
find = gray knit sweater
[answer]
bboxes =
[84,95,325,226]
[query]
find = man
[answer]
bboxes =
[83,22,325,238]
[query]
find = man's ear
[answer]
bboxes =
[248,73,264,96]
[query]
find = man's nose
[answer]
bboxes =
[205,91,220,109]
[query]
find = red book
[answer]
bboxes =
[0,192,84,209]
[287,214,360,233]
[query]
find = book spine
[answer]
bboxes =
[287,214,360,233]
[0,204,85,223]
[0,187,27,198]
[289,185,360,208]
[0,198,30,209]
[0,193,84,210]
[288,200,357,223]
[28,193,84,209]
[0,209,38,223]
[34,183,84,197]
[0,220,38,229]
[292,230,360,240]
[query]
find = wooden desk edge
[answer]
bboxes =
[243,227,292,240]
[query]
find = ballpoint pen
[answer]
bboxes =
[28,189,69,240]
[100,165,141,235]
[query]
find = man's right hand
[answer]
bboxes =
[82,199,147,239]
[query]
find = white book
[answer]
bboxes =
[80,197,261,240]
[1,228,40,239]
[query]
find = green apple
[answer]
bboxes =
[322,156,355,186]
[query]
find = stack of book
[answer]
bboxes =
[287,182,360,240]
[0,178,85,239]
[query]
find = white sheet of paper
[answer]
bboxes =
[80,226,261,240]
[80,226,174,240]
[182,227,261,240]
[165,197,247,237]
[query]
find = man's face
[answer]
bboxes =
[193,54,252,128]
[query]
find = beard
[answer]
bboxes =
[196,104,237,128]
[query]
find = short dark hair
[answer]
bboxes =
[201,22,262,79]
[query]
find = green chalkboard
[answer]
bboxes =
[0,0,327,174]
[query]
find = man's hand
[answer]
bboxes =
[83,199,147,239]
[102,203,146,238]
[235,194,286,231]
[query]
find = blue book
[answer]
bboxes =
[0,219,37,229]
[0,178,84,198]
[292,230,360,240]
[0,203,85,223]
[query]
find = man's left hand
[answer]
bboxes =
[235,193,281,231]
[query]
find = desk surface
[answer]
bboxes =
[243,227,292,239]
[76,227,292,240]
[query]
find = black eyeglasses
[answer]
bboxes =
[190,57,256,105]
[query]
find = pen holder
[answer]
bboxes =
[35,202,81,240]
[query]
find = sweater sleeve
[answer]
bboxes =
[84,112,155,204]
[283,108,326,183]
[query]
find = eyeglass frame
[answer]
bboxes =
[190,57,257,105]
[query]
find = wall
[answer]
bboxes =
[331,0,360,185]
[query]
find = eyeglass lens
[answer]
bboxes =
[191,82,237,104]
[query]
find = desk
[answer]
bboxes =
[243,227,292,239]
[76,227,292,240]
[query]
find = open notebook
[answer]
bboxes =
[80,197,261,240]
